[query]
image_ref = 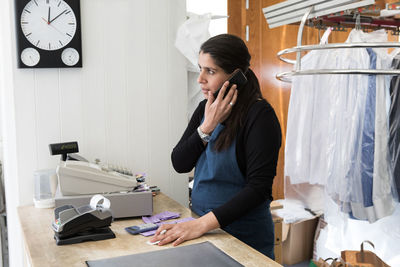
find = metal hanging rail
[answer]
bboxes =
[271,5,400,83]
[278,42,400,64]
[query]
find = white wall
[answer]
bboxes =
[0,0,188,266]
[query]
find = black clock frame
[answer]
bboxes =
[15,0,82,68]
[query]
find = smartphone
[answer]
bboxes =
[125,223,159,235]
[213,69,247,99]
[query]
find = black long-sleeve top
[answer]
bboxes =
[171,99,282,228]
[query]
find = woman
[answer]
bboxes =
[150,34,281,259]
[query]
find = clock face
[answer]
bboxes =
[21,47,40,66]
[61,47,79,66]
[20,0,77,51]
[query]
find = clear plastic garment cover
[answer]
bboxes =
[278,7,400,223]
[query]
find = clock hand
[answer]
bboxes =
[49,9,67,24]
[42,17,64,35]
[47,7,51,25]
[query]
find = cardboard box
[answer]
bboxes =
[273,217,283,264]
[313,216,327,261]
[281,216,319,265]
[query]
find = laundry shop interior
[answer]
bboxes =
[1,0,400,266]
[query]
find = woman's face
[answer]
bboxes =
[197,51,231,99]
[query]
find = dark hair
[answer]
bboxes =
[200,34,263,151]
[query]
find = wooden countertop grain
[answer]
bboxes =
[18,193,282,267]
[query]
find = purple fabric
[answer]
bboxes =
[140,217,195,236]
[142,211,180,224]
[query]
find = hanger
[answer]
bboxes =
[355,13,362,30]
[275,6,400,83]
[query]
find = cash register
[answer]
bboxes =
[50,141,153,219]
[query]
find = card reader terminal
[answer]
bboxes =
[52,195,115,245]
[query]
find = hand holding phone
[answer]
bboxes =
[213,69,247,99]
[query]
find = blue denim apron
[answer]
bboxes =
[191,123,275,259]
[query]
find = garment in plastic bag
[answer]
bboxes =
[347,43,395,222]
[370,47,395,221]
[329,31,371,210]
[284,29,331,186]
[285,29,396,222]
[389,57,400,198]
[285,42,339,186]
[332,30,395,222]
[285,29,370,212]
[342,47,377,220]
[286,29,370,188]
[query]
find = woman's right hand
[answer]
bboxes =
[200,81,238,135]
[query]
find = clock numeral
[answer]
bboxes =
[36,40,40,46]
[49,43,51,50]
[68,23,75,25]
[25,32,32,37]
[66,33,72,37]
[58,1,61,7]
[66,11,71,14]
[33,0,38,6]
[46,0,49,4]
[59,40,63,46]
[24,9,31,13]
[21,21,29,24]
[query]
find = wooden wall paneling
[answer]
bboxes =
[124,0,149,175]
[167,0,190,206]
[13,70,38,205]
[246,0,262,78]
[59,69,83,146]
[147,0,172,195]
[103,0,129,167]
[80,0,107,163]
[34,70,61,169]
[258,0,296,200]
[228,0,246,37]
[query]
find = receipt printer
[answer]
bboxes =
[52,195,115,245]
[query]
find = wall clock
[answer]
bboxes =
[15,0,82,68]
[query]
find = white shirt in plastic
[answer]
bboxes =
[285,29,396,222]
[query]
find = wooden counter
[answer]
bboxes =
[18,193,282,267]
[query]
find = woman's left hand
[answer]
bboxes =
[149,212,220,246]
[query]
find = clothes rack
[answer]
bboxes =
[271,5,400,82]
